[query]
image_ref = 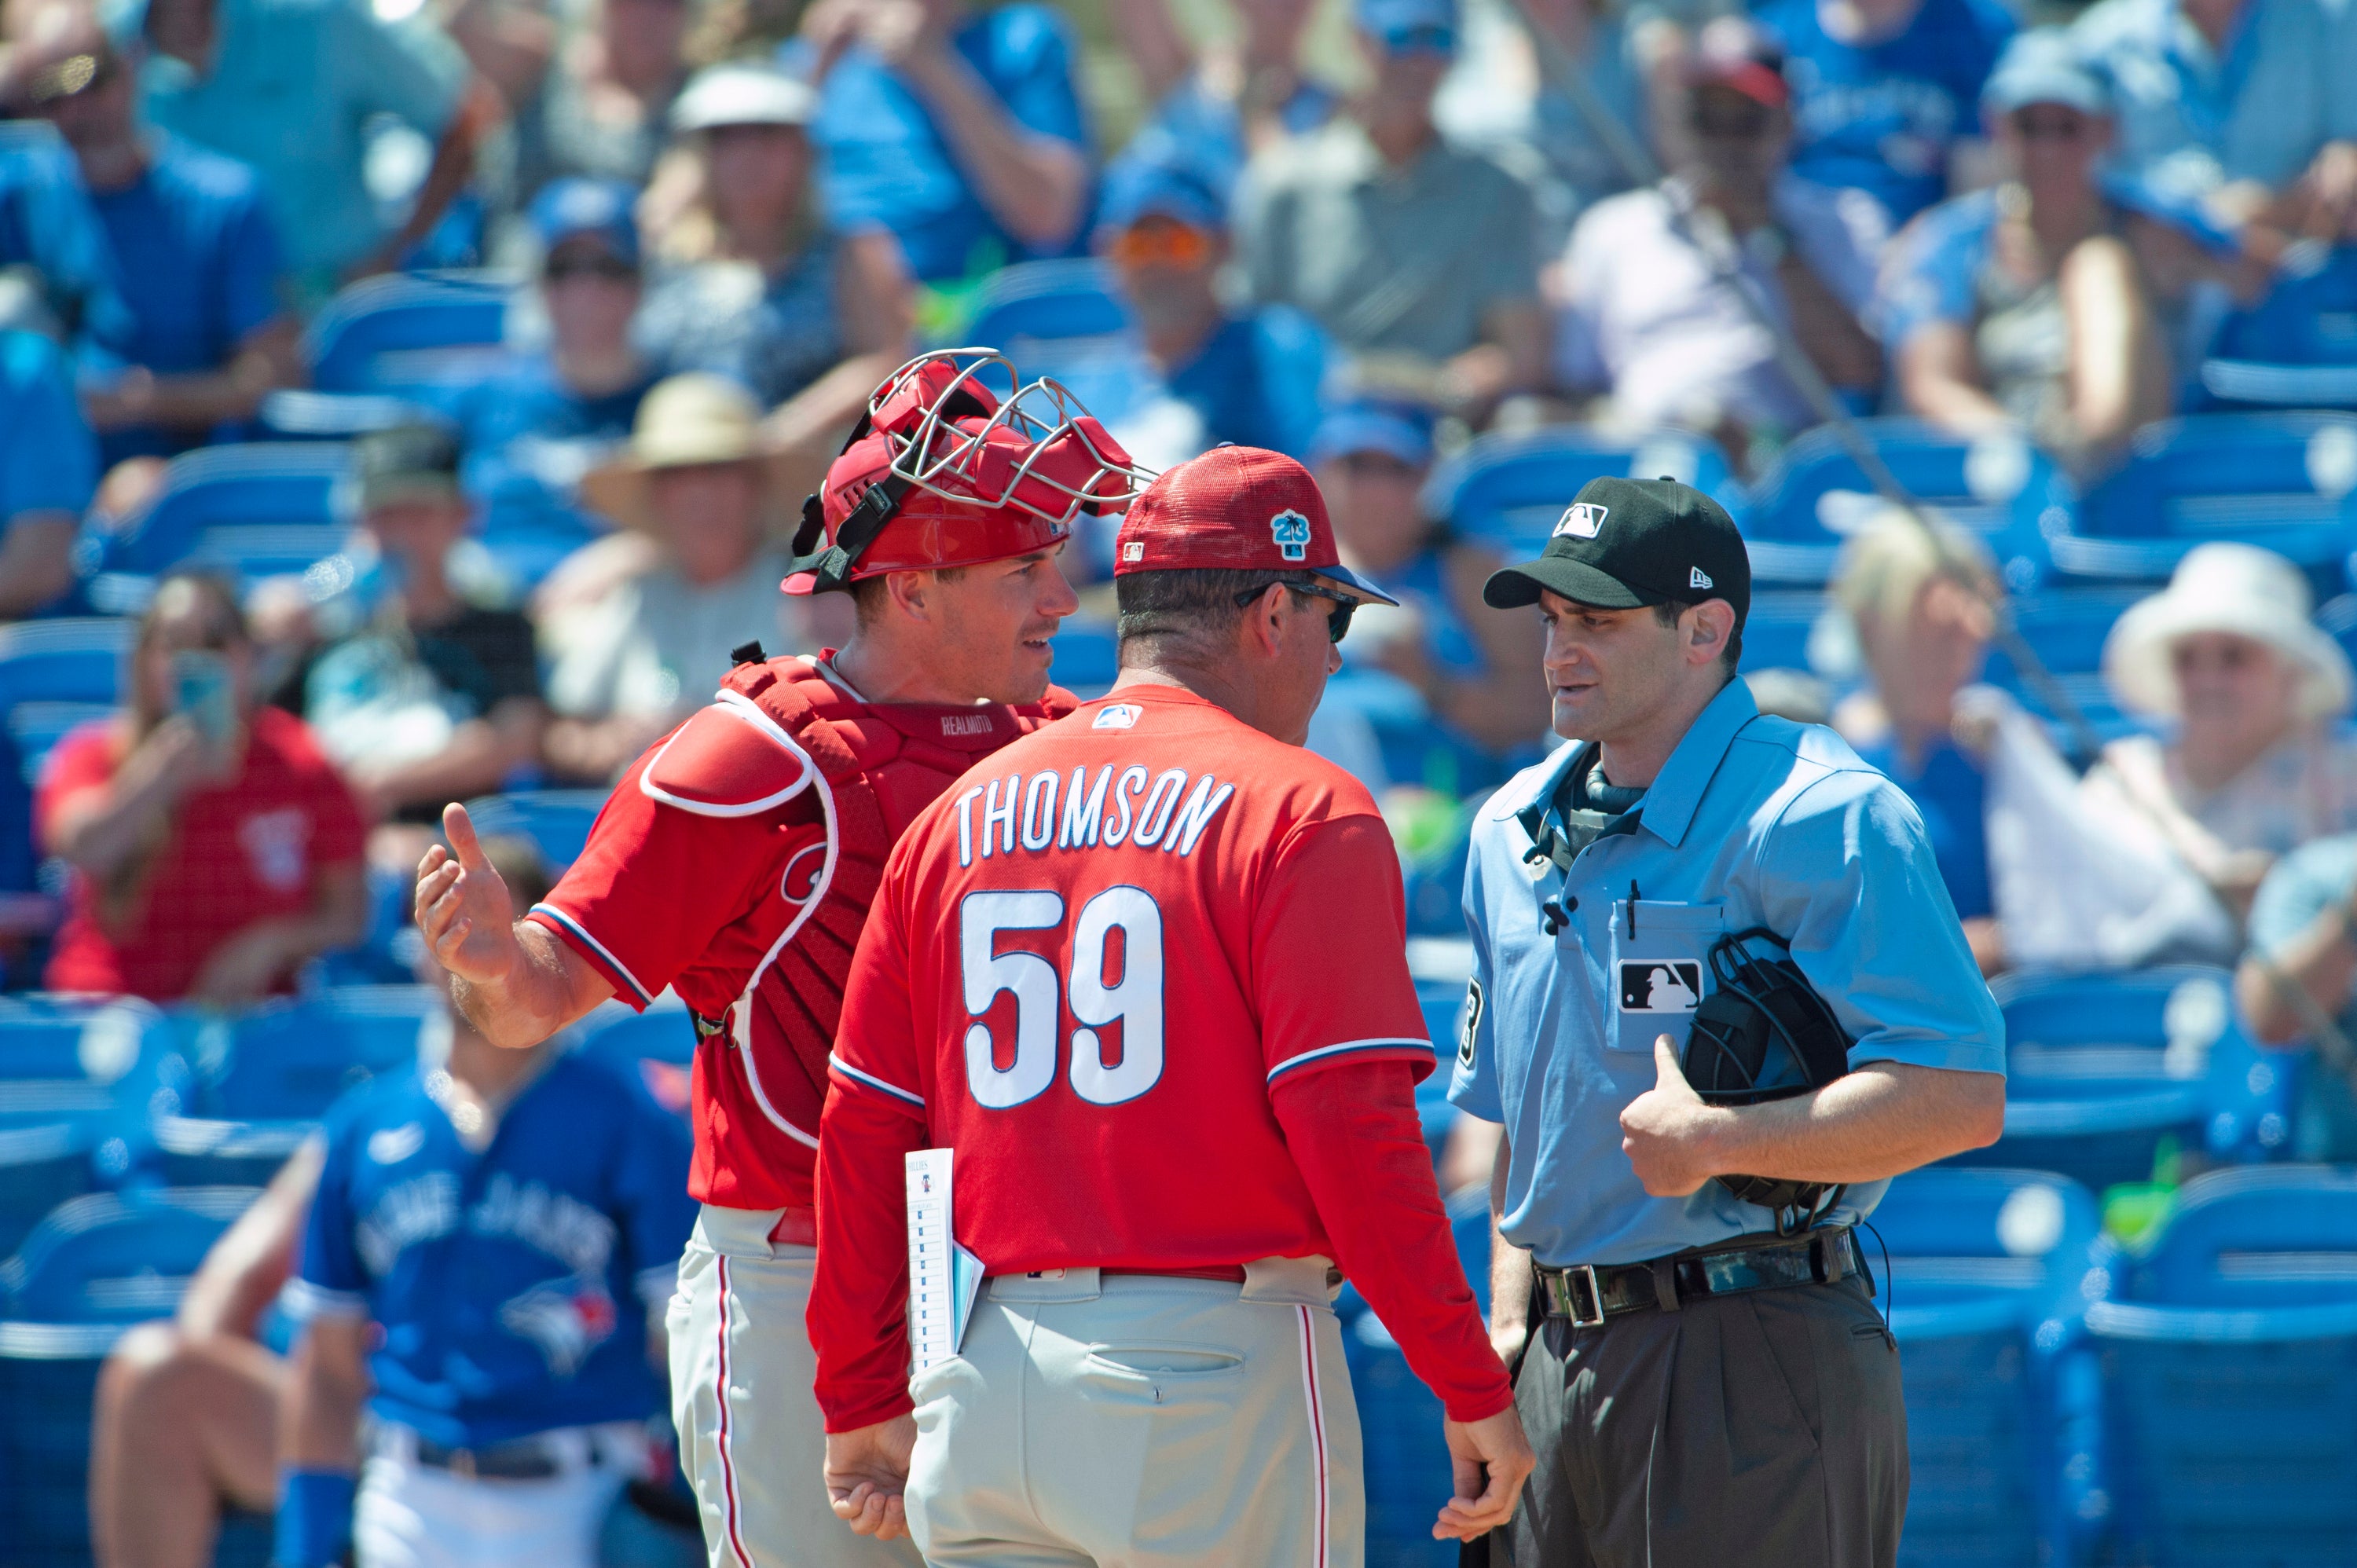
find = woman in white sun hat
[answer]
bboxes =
[2092,541,2357,917]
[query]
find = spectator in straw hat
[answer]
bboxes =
[543,372,807,782]
[2088,542,2357,918]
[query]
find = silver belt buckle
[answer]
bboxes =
[1558,1263,1606,1328]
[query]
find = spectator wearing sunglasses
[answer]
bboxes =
[1094,154,1325,460]
[1877,31,2234,474]
[444,178,659,542]
[2,3,297,469]
[636,64,911,462]
[1549,20,1886,469]
[37,573,368,1002]
[1236,0,1547,425]
[1752,0,2014,233]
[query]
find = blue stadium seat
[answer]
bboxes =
[2086,1166,2357,1566]
[2200,247,2357,410]
[2055,414,2357,583]
[148,987,432,1185]
[0,1124,95,1260]
[1873,1168,2106,1567]
[1980,586,2150,738]
[1421,427,1731,560]
[1955,968,2292,1193]
[460,789,610,874]
[95,442,351,581]
[1739,590,1829,674]
[255,387,442,441]
[0,1185,258,1568]
[306,270,516,396]
[0,995,165,1170]
[0,617,127,785]
[1738,420,2069,589]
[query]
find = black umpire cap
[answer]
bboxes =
[1483,475,1751,623]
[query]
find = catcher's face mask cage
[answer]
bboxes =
[783,350,1154,595]
[1682,927,1856,1235]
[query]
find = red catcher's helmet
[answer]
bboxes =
[783,350,1151,595]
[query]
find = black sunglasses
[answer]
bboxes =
[1233,578,1359,643]
[544,253,638,283]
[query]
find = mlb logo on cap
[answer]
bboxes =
[1113,446,1398,603]
[1556,502,1608,539]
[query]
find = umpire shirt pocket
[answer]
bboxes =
[1606,900,1727,1054]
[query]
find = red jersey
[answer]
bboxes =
[527,654,1071,1213]
[827,685,1436,1266]
[37,709,367,1000]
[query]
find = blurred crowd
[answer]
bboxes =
[4,0,2357,1558]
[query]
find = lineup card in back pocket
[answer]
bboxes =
[905,1149,984,1375]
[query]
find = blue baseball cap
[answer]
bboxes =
[1355,0,1457,52]
[528,178,640,268]
[1310,401,1436,468]
[1098,156,1227,234]
[1982,30,2110,117]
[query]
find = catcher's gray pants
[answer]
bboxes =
[1502,1272,1906,1568]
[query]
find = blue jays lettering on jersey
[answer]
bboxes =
[288,1049,695,1449]
[1449,679,2005,1266]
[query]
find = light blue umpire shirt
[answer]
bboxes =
[1449,678,2007,1267]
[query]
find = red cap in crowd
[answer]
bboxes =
[1112,445,1399,604]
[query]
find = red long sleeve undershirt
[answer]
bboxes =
[808,1061,1512,1431]
[1272,1062,1514,1423]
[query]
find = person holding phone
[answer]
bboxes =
[36,572,370,1002]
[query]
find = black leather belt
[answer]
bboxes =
[411,1435,565,1481]
[1535,1226,1864,1328]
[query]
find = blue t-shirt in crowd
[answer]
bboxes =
[1164,308,1327,460]
[86,138,288,463]
[442,352,654,520]
[1758,0,2015,229]
[1852,729,1994,921]
[286,1048,695,1449]
[0,122,134,353]
[807,4,1091,283]
[0,328,100,528]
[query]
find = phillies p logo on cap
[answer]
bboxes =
[1270,509,1311,562]
[1555,502,1608,538]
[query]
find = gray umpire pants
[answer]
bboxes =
[1501,1273,1907,1568]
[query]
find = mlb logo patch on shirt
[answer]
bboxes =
[1554,503,1608,538]
[1618,961,1702,1013]
[1092,703,1142,730]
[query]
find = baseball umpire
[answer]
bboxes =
[1453,477,2007,1566]
[412,351,1146,1567]
[808,445,1534,1565]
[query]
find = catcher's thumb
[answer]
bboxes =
[442,803,491,871]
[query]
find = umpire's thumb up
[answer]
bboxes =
[1652,1035,1698,1100]
[442,801,491,870]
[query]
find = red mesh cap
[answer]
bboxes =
[1113,446,1398,603]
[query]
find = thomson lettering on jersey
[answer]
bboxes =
[1618,962,1703,1013]
[1555,502,1608,538]
[953,764,1236,867]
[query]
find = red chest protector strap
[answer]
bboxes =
[639,657,1073,1146]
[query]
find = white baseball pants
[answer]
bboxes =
[668,1204,925,1568]
[354,1423,641,1568]
[905,1258,1366,1568]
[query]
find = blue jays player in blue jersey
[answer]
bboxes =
[275,843,696,1568]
